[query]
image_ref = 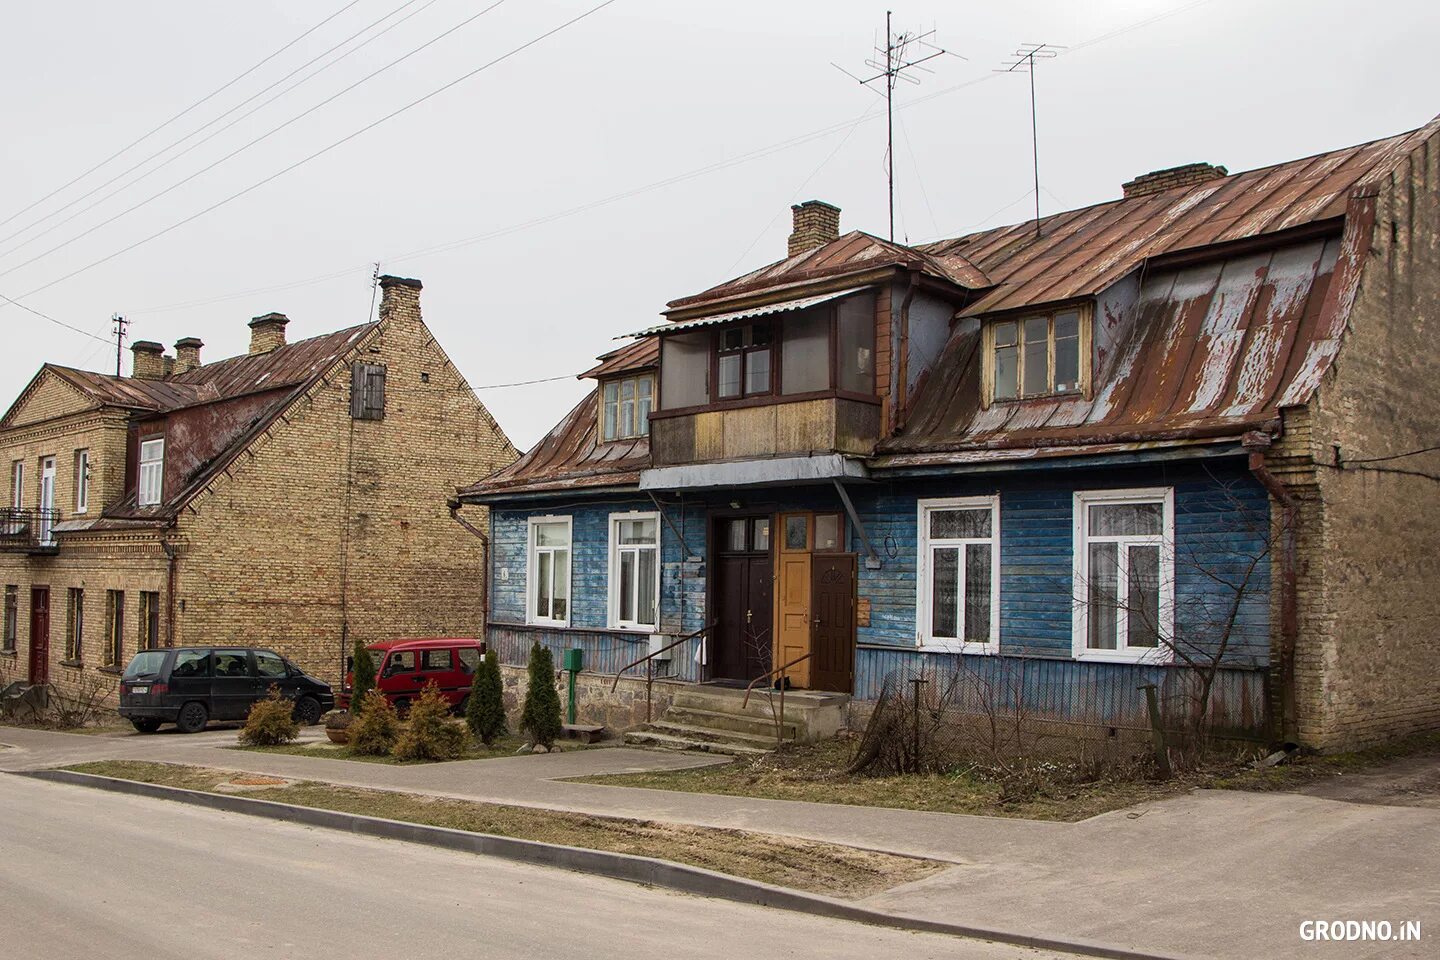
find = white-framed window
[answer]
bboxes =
[527,516,572,626]
[916,496,1000,653]
[74,449,89,513]
[11,460,23,510]
[608,512,659,630]
[601,374,654,441]
[138,438,164,507]
[1072,488,1174,663]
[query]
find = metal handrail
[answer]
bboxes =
[611,621,716,723]
[742,651,813,709]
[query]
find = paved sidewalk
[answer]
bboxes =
[3,724,1436,960]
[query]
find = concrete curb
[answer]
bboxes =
[21,769,1187,960]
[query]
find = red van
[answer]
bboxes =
[341,638,485,713]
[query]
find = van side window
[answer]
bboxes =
[383,651,416,677]
[254,651,287,679]
[457,648,481,674]
[214,652,248,677]
[172,650,211,677]
[421,649,453,671]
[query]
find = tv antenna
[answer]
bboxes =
[835,12,959,242]
[996,43,1063,240]
[111,313,129,377]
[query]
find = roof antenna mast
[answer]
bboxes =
[997,43,1063,240]
[111,312,129,377]
[834,12,956,242]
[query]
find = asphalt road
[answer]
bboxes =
[0,775,1057,960]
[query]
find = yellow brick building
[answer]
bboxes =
[0,276,515,703]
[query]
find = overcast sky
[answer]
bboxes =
[2,0,1436,450]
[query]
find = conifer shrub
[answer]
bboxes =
[349,690,401,755]
[466,649,508,746]
[519,642,563,750]
[238,687,300,746]
[350,638,377,710]
[393,683,469,761]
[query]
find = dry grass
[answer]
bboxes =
[574,737,1191,822]
[63,760,943,899]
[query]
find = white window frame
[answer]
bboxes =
[526,515,573,627]
[1071,487,1175,664]
[607,511,660,631]
[74,449,89,514]
[915,495,1001,654]
[138,438,164,507]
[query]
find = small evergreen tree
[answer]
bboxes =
[519,642,563,749]
[466,649,507,746]
[393,683,469,761]
[349,690,401,755]
[350,638,376,712]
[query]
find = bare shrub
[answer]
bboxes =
[47,673,114,728]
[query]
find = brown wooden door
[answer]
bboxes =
[776,551,812,687]
[712,554,773,683]
[28,587,49,685]
[809,555,855,692]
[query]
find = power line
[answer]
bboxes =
[0,0,512,283]
[6,0,618,308]
[1339,444,1440,465]
[473,373,581,389]
[0,0,365,233]
[0,290,112,344]
[0,0,439,260]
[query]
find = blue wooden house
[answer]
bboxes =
[460,118,1440,749]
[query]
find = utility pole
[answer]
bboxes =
[835,13,954,242]
[111,313,129,377]
[997,43,1062,240]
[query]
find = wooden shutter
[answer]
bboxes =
[351,363,387,420]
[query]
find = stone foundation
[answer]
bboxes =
[497,665,690,735]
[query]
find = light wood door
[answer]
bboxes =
[776,551,811,688]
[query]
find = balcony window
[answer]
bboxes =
[988,307,1087,402]
[601,375,654,442]
[138,438,164,507]
[717,322,773,399]
[74,449,89,514]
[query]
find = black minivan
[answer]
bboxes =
[118,647,334,734]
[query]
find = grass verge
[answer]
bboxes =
[62,760,943,899]
[234,735,590,765]
[572,733,1440,822]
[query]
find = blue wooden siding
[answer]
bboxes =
[486,460,1271,731]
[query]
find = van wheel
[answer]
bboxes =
[292,696,323,726]
[131,718,162,734]
[175,702,208,734]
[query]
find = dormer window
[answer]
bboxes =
[601,374,654,441]
[987,306,1088,403]
[138,438,164,506]
[716,322,773,399]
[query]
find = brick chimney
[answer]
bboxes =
[173,337,203,374]
[377,275,422,324]
[130,341,166,380]
[248,312,289,354]
[1121,162,1228,199]
[787,200,841,257]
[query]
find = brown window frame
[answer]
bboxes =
[981,303,1092,406]
[104,590,124,666]
[2,585,16,652]
[712,321,777,401]
[138,590,161,650]
[599,373,655,443]
[65,587,84,661]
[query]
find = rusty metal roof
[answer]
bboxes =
[883,233,1344,454]
[462,390,648,496]
[666,231,988,314]
[579,337,658,380]
[633,287,870,337]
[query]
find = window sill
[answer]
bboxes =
[0,649,15,658]
[1073,650,1172,666]
[917,641,998,655]
[60,659,83,669]
[97,665,123,675]
[608,625,659,635]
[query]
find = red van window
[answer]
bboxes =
[457,648,481,674]
[421,649,453,671]
[382,651,416,678]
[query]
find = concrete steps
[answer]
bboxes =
[623,683,850,757]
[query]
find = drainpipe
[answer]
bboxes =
[893,266,920,434]
[448,499,490,629]
[159,523,178,648]
[1244,432,1298,744]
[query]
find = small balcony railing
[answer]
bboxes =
[0,508,61,552]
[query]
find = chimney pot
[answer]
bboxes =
[248,312,289,354]
[376,275,423,324]
[787,200,841,257]
[130,340,166,380]
[1121,162,1228,199]
[174,337,204,374]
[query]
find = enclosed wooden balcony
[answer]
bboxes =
[649,396,880,466]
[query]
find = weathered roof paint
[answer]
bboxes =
[580,338,658,379]
[631,286,870,337]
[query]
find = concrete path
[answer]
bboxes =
[0,774,1050,960]
[2,724,1436,960]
